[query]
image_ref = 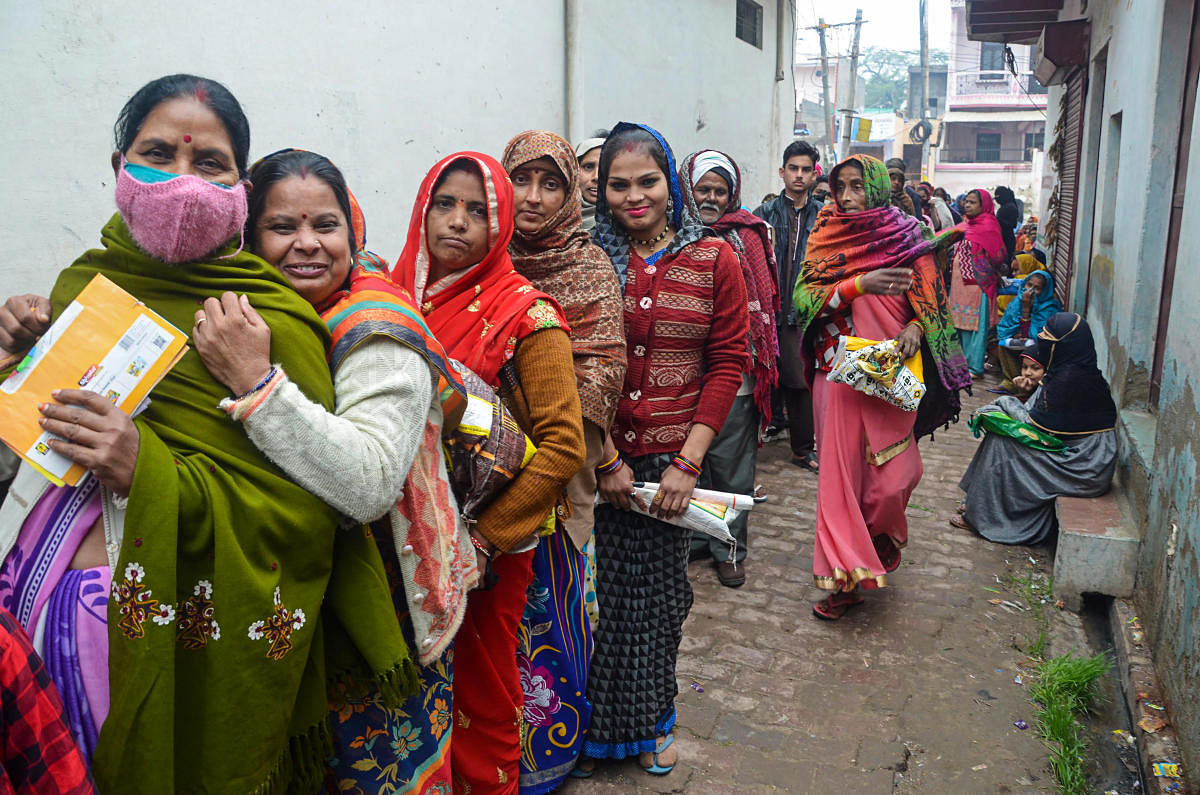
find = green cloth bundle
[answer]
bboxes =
[968,410,1066,453]
[49,216,414,793]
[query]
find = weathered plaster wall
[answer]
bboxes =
[1068,0,1200,772]
[1076,0,1189,404]
[1135,90,1200,776]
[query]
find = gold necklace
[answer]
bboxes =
[630,223,670,248]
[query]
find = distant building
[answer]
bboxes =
[931,0,1048,202]
[906,64,949,120]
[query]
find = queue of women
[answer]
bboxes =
[0,73,1117,793]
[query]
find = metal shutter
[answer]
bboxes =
[1051,69,1086,306]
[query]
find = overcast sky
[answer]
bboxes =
[794,0,953,61]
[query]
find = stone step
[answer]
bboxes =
[1052,490,1140,612]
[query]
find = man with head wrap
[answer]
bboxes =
[678,149,780,587]
[575,129,608,230]
[885,157,922,218]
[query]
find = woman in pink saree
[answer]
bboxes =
[792,155,970,619]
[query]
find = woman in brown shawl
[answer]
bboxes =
[501,130,626,791]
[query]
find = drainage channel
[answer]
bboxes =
[1079,594,1144,794]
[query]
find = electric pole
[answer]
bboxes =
[838,9,864,160]
[817,20,835,166]
[919,0,930,179]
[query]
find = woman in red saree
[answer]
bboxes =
[391,152,585,793]
[793,154,970,620]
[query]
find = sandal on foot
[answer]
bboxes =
[949,514,972,531]
[640,733,676,775]
[956,501,966,515]
[791,452,819,473]
[569,758,596,779]
[812,592,864,620]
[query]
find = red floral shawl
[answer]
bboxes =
[391,152,567,387]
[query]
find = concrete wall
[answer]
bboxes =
[0,1,795,296]
[1048,0,1200,771]
[579,0,796,211]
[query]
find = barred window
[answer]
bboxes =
[736,0,763,49]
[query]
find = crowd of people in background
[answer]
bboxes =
[0,72,1119,793]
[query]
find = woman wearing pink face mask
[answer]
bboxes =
[0,74,393,793]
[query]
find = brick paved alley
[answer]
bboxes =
[565,377,1064,794]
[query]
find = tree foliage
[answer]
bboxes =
[859,47,948,112]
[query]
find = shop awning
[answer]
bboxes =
[965,0,1064,45]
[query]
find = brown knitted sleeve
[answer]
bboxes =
[475,328,586,552]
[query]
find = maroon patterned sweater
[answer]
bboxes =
[613,237,750,456]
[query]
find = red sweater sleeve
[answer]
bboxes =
[692,240,750,432]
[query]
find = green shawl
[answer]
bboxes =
[48,216,412,793]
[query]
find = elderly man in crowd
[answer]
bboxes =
[754,140,822,474]
[678,149,780,588]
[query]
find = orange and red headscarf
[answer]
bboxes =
[391,152,566,387]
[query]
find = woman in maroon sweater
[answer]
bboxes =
[581,122,748,776]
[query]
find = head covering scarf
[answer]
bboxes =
[590,122,710,288]
[575,137,606,160]
[679,148,780,430]
[501,130,626,431]
[793,154,971,438]
[1029,312,1117,435]
[575,136,607,230]
[391,152,566,387]
[997,269,1062,341]
[955,189,1007,299]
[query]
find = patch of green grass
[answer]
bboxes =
[1028,628,1048,661]
[1029,652,1111,795]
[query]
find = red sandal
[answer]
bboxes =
[812,592,865,620]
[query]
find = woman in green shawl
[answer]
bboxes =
[0,74,403,793]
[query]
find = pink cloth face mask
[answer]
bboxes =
[114,158,248,263]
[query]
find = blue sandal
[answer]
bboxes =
[568,758,595,779]
[641,733,676,775]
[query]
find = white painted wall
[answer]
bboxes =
[1,1,796,296]
[577,0,796,209]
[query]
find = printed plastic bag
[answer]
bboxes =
[827,336,925,412]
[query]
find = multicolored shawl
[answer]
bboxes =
[793,154,971,439]
[589,122,711,288]
[316,251,477,664]
[679,149,780,431]
[1030,312,1117,436]
[955,189,1007,300]
[391,152,567,388]
[502,130,627,432]
[47,215,400,793]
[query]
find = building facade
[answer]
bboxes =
[933,0,1047,203]
[966,0,1200,774]
[0,0,796,296]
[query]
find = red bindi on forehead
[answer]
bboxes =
[301,214,307,219]
[622,142,638,152]
[183,135,192,143]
